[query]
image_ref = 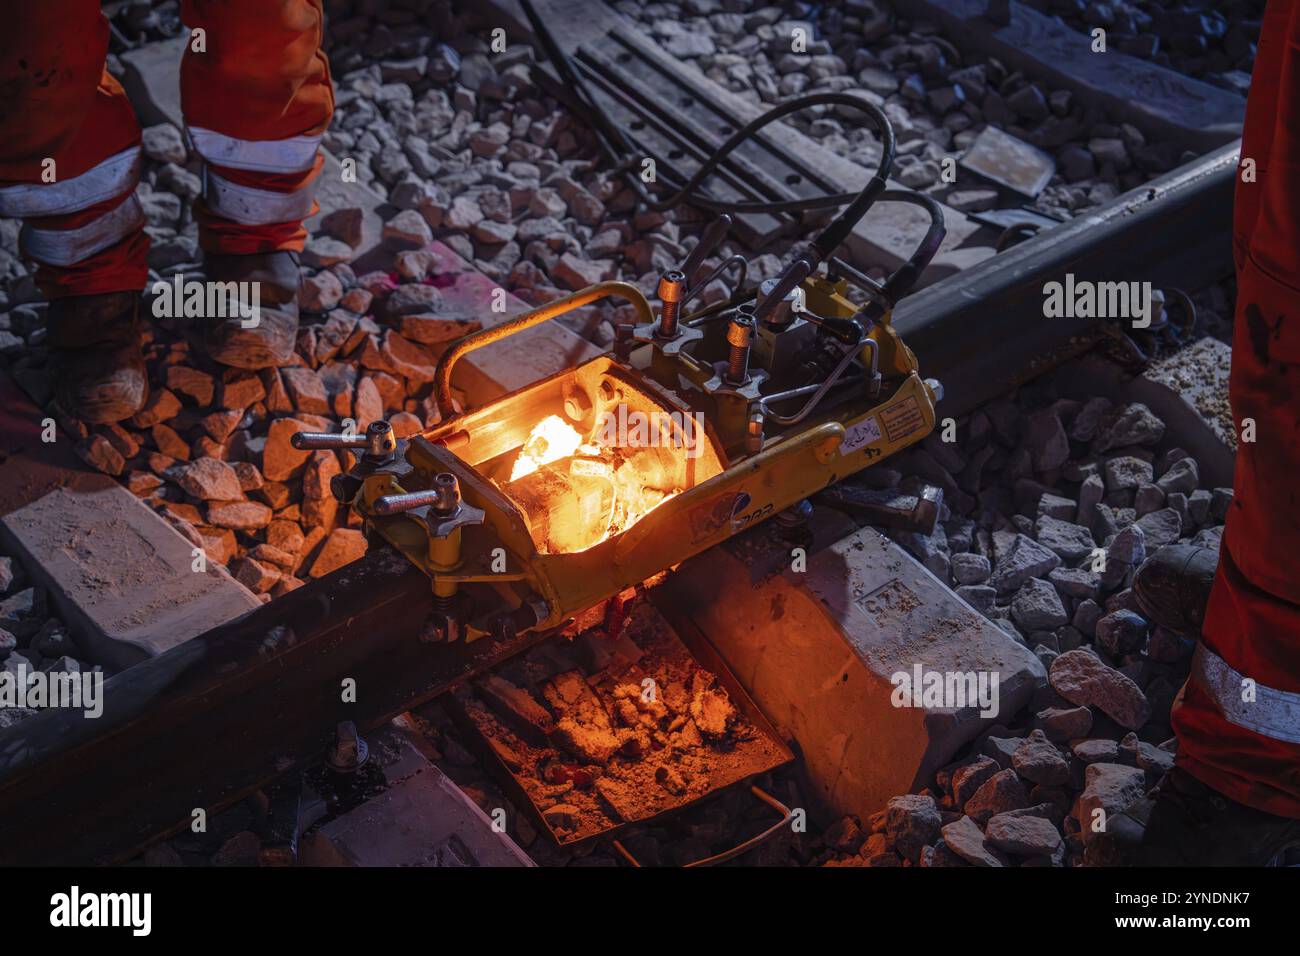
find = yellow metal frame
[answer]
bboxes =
[364,279,938,638]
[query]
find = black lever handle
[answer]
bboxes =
[679,213,733,290]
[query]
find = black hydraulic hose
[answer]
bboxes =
[746,120,901,325]
[520,0,942,335]
[518,0,895,219]
[633,91,895,216]
[516,0,636,166]
[858,189,946,321]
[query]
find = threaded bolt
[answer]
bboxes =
[657,271,686,338]
[725,308,755,384]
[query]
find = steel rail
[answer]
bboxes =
[893,142,1238,417]
[0,546,549,865]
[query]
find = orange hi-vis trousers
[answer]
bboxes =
[0,0,333,299]
[1171,0,1300,818]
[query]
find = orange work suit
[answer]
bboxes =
[1172,0,1300,818]
[0,0,333,298]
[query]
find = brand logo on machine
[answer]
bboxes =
[49,886,151,936]
[151,273,261,328]
[0,664,103,718]
[593,404,706,459]
[1041,273,1152,328]
[890,664,1000,718]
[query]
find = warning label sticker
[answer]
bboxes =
[838,416,882,456]
[880,396,926,443]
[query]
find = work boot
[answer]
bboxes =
[1086,766,1300,866]
[48,291,147,424]
[1132,543,1218,637]
[201,250,300,369]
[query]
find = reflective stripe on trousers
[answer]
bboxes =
[202,167,317,226]
[1191,642,1300,745]
[20,194,145,267]
[0,147,141,218]
[187,127,322,174]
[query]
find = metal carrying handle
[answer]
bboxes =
[433,281,654,420]
[611,785,794,868]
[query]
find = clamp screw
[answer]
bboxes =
[432,473,461,516]
[656,270,686,339]
[726,306,755,384]
[366,420,398,458]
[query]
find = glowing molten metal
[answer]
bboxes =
[504,414,685,554]
[509,414,585,481]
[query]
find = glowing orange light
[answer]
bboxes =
[506,415,685,553]
[509,414,584,481]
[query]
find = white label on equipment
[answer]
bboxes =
[839,416,882,456]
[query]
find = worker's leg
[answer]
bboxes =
[0,1,148,422]
[179,0,333,257]
[179,0,334,368]
[1230,0,1289,271]
[0,2,146,298]
[1169,0,1300,819]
